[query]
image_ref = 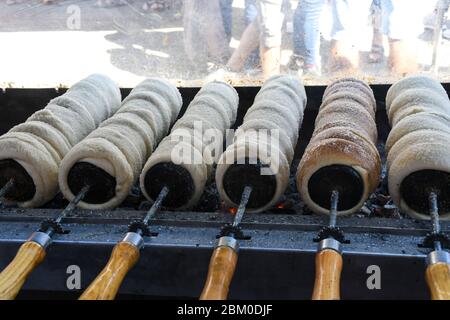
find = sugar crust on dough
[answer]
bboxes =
[0,74,121,208]
[386,75,450,220]
[140,81,239,210]
[296,78,380,216]
[59,78,183,210]
[216,75,307,213]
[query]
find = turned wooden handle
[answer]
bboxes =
[79,241,140,300]
[312,249,343,300]
[200,246,238,300]
[426,262,450,300]
[0,241,46,300]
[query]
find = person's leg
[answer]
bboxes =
[183,0,230,69]
[245,0,260,67]
[329,0,358,72]
[257,0,285,79]
[301,0,327,70]
[183,0,205,66]
[220,0,233,43]
[245,0,259,24]
[329,0,372,73]
[260,46,281,79]
[388,40,418,75]
[369,0,385,63]
[293,1,306,57]
[226,20,261,71]
[380,0,435,75]
[203,0,231,64]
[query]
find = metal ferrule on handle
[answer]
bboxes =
[122,232,144,250]
[28,232,52,250]
[318,238,342,254]
[217,236,239,252]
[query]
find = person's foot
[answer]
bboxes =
[302,64,321,77]
[368,44,385,64]
[287,54,304,71]
[142,0,170,12]
[95,0,128,8]
[443,28,450,41]
[205,66,238,83]
[419,28,435,42]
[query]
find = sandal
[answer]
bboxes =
[369,44,384,64]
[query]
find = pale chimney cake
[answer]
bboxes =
[215,75,307,213]
[296,78,381,216]
[386,75,450,220]
[59,78,182,210]
[140,81,239,210]
[0,74,121,208]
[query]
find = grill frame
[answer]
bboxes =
[0,84,448,299]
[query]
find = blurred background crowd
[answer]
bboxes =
[182,0,446,79]
[3,0,450,85]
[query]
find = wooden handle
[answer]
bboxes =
[312,249,343,300]
[200,246,238,300]
[0,241,46,300]
[426,262,450,300]
[79,241,140,300]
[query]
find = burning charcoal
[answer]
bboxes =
[382,204,401,218]
[375,193,392,205]
[360,205,372,216]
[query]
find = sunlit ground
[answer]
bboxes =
[0,0,449,88]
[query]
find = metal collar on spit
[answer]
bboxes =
[419,192,449,250]
[128,185,169,237]
[0,178,15,203]
[314,190,349,244]
[218,185,252,240]
[39,185,90,237]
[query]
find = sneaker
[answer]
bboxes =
[303,64,321,77]
[443,28,450,41]
[287,54,305,71]
[205,67,237,83]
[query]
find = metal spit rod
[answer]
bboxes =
[428,191,442,251]
[53,185,90,225]
[232,185,252,228]
[142,185,169,227]
[329,190,339,229]
[0,178,14,200]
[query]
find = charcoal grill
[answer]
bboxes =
[0,84,448,300]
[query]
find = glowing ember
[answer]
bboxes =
[229,207,237,215]
[277,203,285,209]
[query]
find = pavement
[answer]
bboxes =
[0,0,449,88]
